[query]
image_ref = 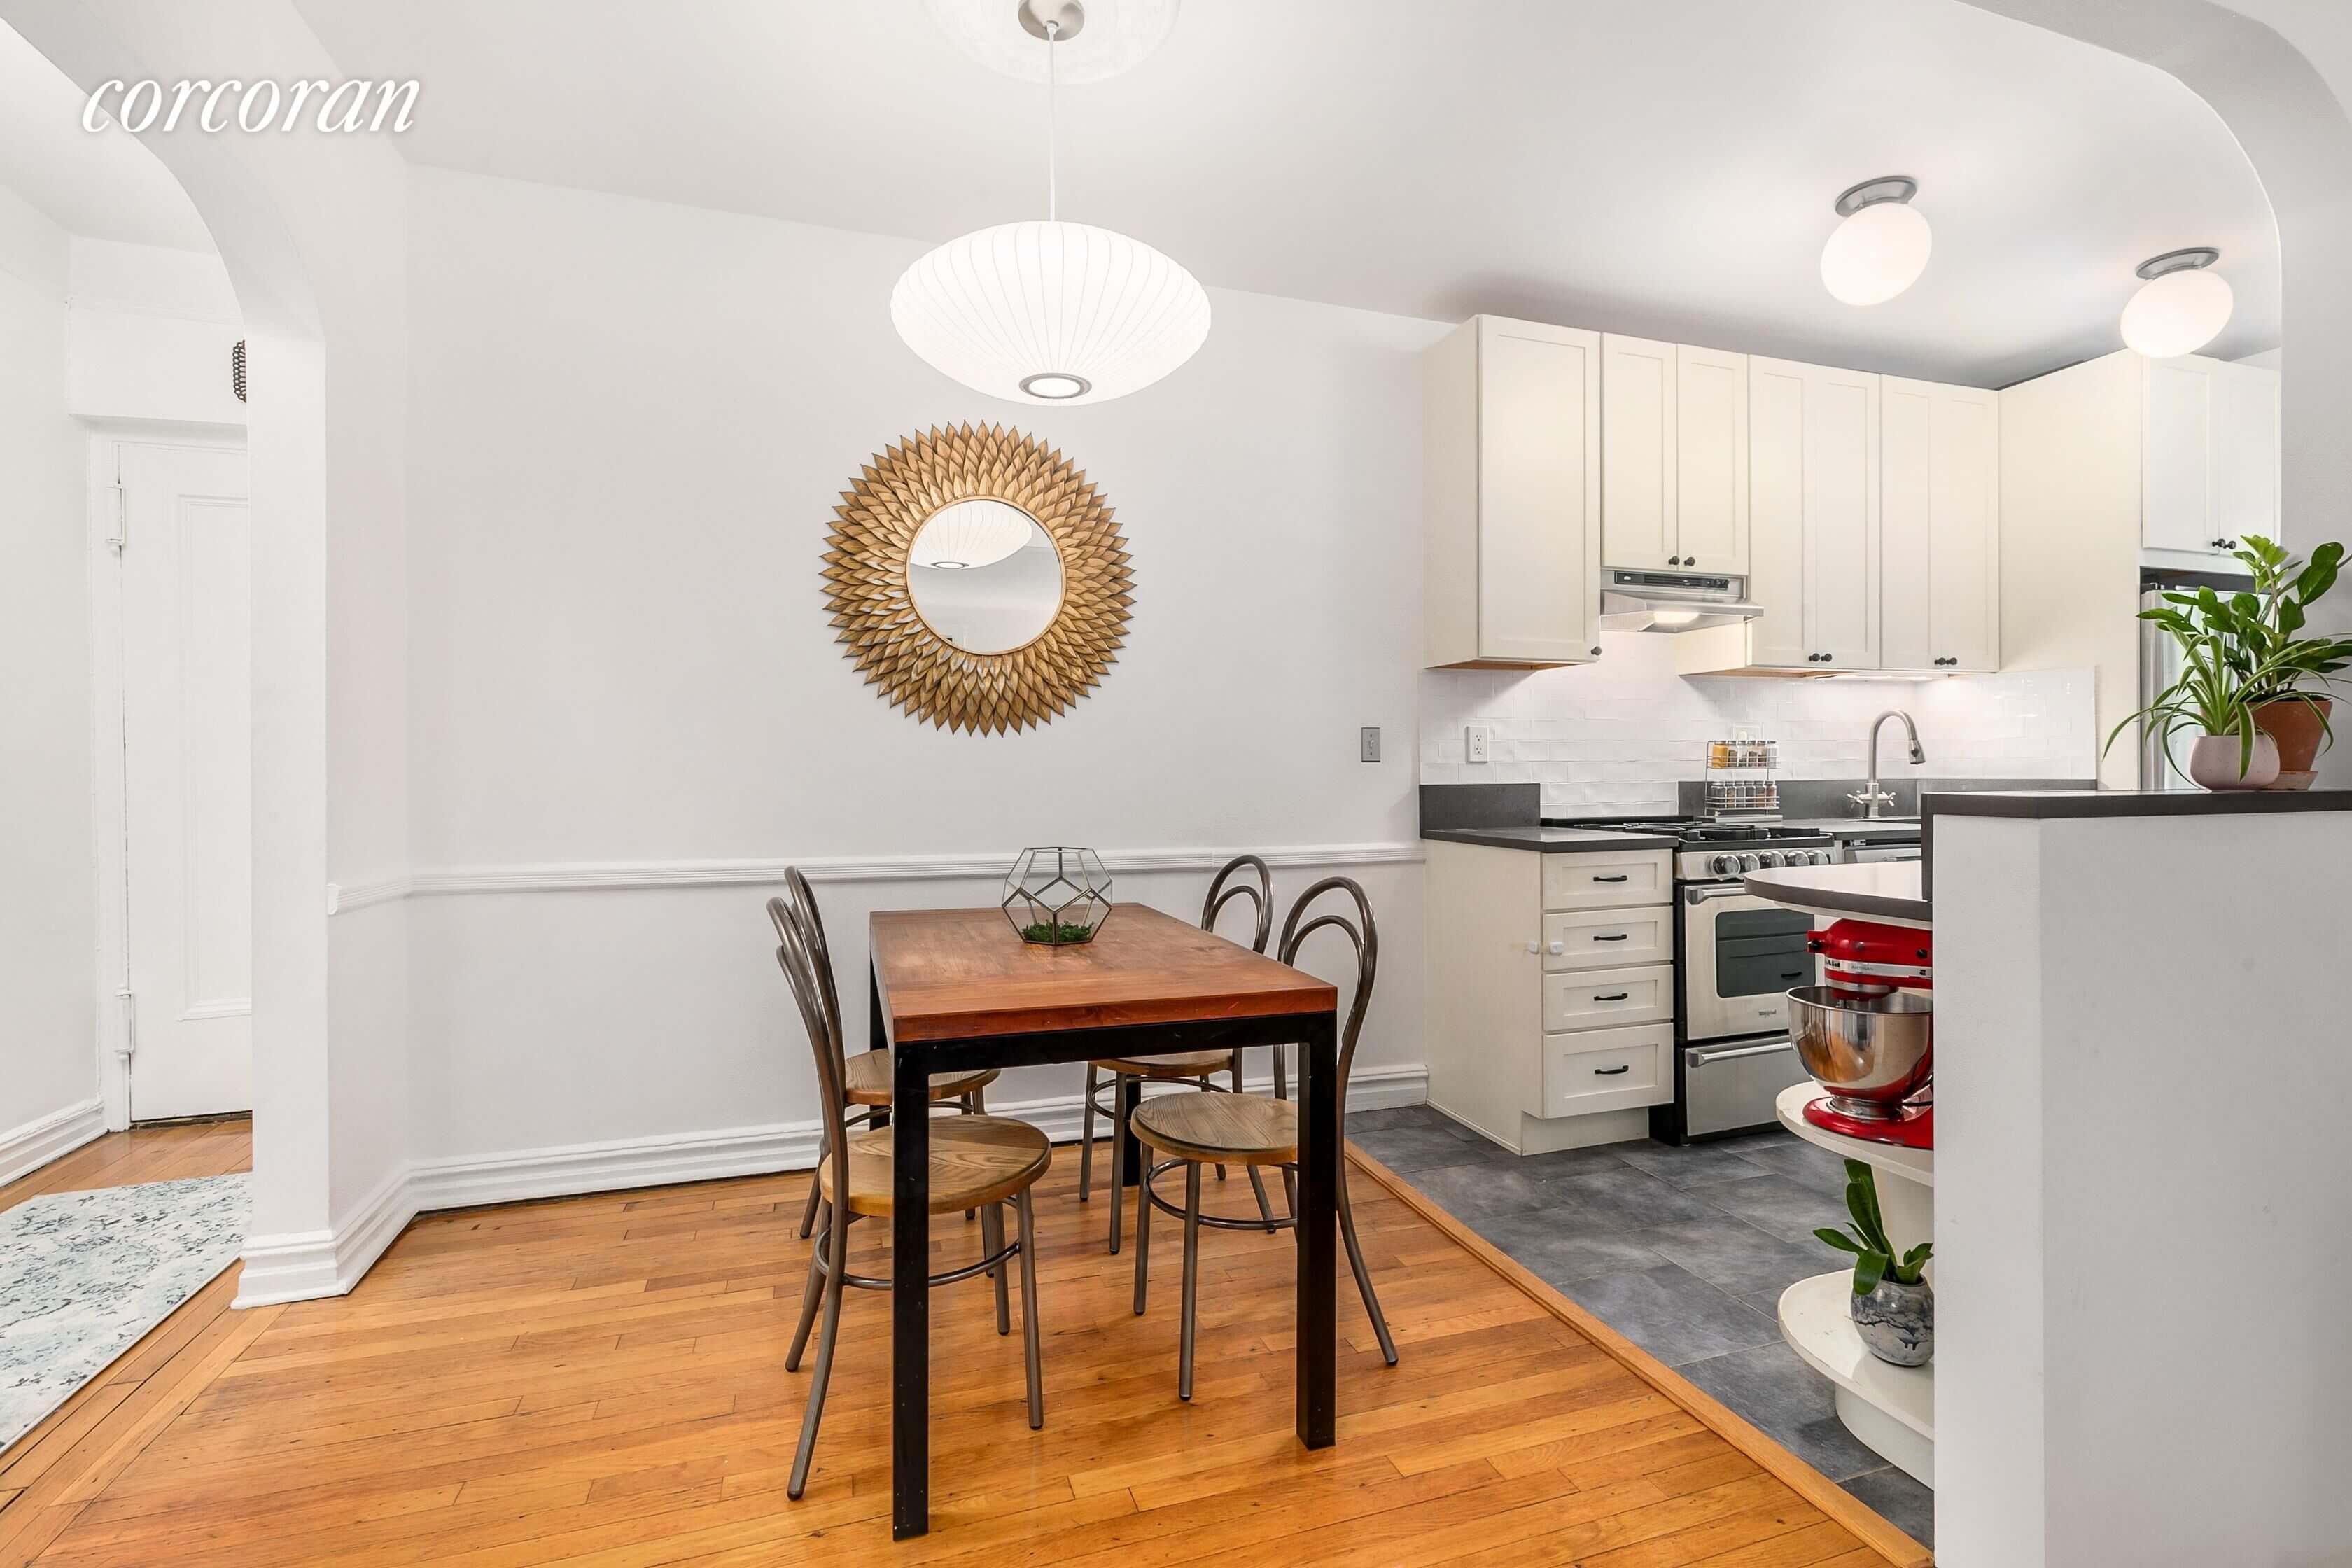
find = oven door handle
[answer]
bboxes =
[1685,882,1760,904]
[1686,1039,1798,1065]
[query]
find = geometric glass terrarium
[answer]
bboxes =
[1001,846,1114,946]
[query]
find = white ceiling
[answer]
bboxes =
[291,1,2272,386]
[0,20,215,253]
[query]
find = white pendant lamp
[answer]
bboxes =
[908,498,1033,570]
[1821,176,1932,307]
[895,1,1210,406]
[2120,248,2233,358]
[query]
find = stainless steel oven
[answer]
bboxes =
[1667,836,1829,1140]
[1681,882,1816,1042]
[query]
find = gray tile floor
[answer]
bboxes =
[1351,1104,1934,1550]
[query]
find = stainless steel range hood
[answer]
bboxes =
[1598,568,1763,633]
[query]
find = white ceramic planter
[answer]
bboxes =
[2186,732,2281,790]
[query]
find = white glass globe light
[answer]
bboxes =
[1820,200,1933,307]
[2120,266,2234,358]
[893,220,1212,405]
[926,0,1180,83]
[909,499,1037,571]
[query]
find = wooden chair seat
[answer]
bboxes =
[1088,1048,1236,1079]
[1131,1092,1297,1168]
[840,1050,998,1107]
[818,1115,1053,1217]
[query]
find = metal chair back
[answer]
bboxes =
[1201,854,1274,953]
[770,896,852,1210]
[1277,876,1378,1105]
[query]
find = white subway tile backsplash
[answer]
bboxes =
[1419,631,2094,812]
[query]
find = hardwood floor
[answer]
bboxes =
[0,1124,1928,1566]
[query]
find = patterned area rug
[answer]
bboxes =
[0,1174,248,1450]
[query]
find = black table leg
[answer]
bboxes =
[1117,1073,1143,1186]
[890,1032,930,1536]
[869,965,890,1130]
[1295,1009,1338,1448]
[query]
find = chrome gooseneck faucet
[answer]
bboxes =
[1851,710,1926,819]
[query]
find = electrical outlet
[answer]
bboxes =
[1465,724,1492,764]
[1359,726,1382,763]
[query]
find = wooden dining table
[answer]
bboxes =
[868,902,1342,1539]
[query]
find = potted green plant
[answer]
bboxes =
[1814,1158,1933,1367]
[2227,536,2352,787]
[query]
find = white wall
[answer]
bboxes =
[399,167,1434,1166]
[0,183,97,1154]
[1420,631,2092,813]
[66,236,244,427]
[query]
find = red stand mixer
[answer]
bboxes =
[1787,918,1933,1149]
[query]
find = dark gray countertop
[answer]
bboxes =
[1773,818,1924,839]
[1422,825,1670,853]
[1924,788,2352,819]
[1743,862,1930,926]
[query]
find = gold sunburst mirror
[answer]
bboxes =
[822,424,1133,734]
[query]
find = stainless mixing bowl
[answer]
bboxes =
[1786,986,1933,1119]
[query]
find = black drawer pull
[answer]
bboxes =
[1592,932,1630,942]
[1779,970,1805,980]
[1592,874,1630,883]
[1592,992,1630,1002]
[1593,1064,1632,1076]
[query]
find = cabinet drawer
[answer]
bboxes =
[1544,963,1674,1031]
[1543,907,1674,971]
[1543,1023,1673,1117]
[1542,850,1671,911]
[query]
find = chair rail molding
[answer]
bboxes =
[325,841,1424,913]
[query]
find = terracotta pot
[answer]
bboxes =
[2186,732,2281,790]
[2254,697,2332,780]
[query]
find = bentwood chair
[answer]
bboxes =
[1128,876,1397,1398]
[771,868,999,1240]
[769,900,1051,1500]
[1078,855,1277,1251]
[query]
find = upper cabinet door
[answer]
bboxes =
[1673,344,1749,574]
[1882,378,1999,673]
[1746,358,1811,669]
[1478,317,1602,664]
[1929,384,2000,671]
[2210,359,2278,548]
[1602,334,1677,570]
[1879,378,1938,673]
[1803,364,1881,671]
[2143,358,2216,552]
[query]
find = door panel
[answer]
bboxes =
[1674,344,1749,572]
[1478,318,1600,662]
[2143,359,2213,552]
[1931,386,2000,671]
[1746,358,1810,668]
[1879,377,1936,672]
[1601,334,1676,570]
[2210,360,2277,548]
[120,442,253,1120]
[1806,366,1880,669]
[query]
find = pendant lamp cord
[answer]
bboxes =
[1044,19,1060,220]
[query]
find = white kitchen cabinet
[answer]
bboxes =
[1882,377,2001,673]
[1424,316,1604,667]
[1424,841,1675,1155]
[1681,356,1879,674]
[2143,354,2278,556]
[1602,336,1749,574]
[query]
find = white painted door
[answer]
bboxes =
[1601,333,1676,570]
[1745,358,1811,670]
[118,442,252,1120]
[2209,359,2278,550]
[1477,316,1601,664]
[1882,378,2000,673]
[1804,364,1880,670]
[1879,377,1937,673]
[1673,344,1749,573]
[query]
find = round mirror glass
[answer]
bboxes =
[906,499,1064,654]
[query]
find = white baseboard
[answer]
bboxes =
[0,1098,107,1187]
[229,1065,1427,1306]
[232,1164,416,1309]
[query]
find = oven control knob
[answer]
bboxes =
[1737,853,1760,873]
[1814,849,1835,865]
[1711,853,1737,876]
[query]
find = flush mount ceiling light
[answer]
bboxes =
[1820,176,1931,307]
[895,0,1210,405]
[907,498,1035,570]
[925,0,1180,83]
[2120,248,2232,358]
